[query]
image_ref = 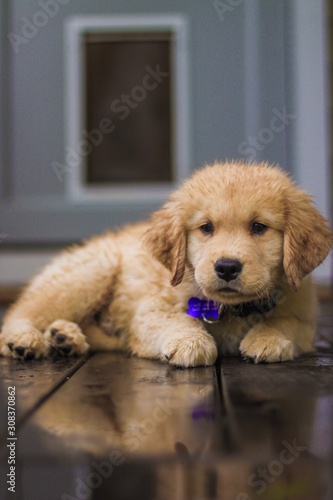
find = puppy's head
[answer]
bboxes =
[145,162,333,303]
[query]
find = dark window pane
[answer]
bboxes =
[84,32,172,184]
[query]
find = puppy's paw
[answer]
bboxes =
[162,333,218,368]
[0,320,49,360]
[45,320,90,357]
[240,326,294,363]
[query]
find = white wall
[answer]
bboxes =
[288,0,332,284]
[0,0,331,286]
[0,251,57,285]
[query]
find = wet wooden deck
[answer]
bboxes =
[0,300,333,500]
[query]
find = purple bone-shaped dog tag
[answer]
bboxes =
[187,297,220,321]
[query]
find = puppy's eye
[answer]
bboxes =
[200,222,215,235]
[251,222,268,235]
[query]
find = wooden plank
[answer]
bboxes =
[217,297,333,499]
[220,353,333,448]
[0,297,331,499]
[1,352,222,500]
[16,352,221,459]
[0,454,80,500]
[0,356,89,500]
[218,352,333,498]
[0,356,87,434]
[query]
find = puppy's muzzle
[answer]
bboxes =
[214,259,243,282]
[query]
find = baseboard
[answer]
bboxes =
[316,284,333,301]
[0,287,22,305]
[0,284,332,307]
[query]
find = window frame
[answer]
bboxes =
[64,14,191,203]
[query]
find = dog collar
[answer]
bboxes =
[187,292,279,324]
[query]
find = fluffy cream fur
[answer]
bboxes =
[1,162,332,366]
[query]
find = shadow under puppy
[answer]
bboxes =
[1,161,332,366]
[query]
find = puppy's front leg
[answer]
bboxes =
[239,317,315,363]
[160,319,218,367]
[0,235,119,359]
[128,299,218,368]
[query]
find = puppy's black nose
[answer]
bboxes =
[214,259,243,282]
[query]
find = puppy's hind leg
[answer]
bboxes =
[44,320,90,357]
[1,234,120,360]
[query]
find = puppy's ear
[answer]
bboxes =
[283,189,333,290]
[144,201,186,286]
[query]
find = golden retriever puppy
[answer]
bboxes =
[0,161,332,366]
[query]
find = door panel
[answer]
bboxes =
[1,1,291,244]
